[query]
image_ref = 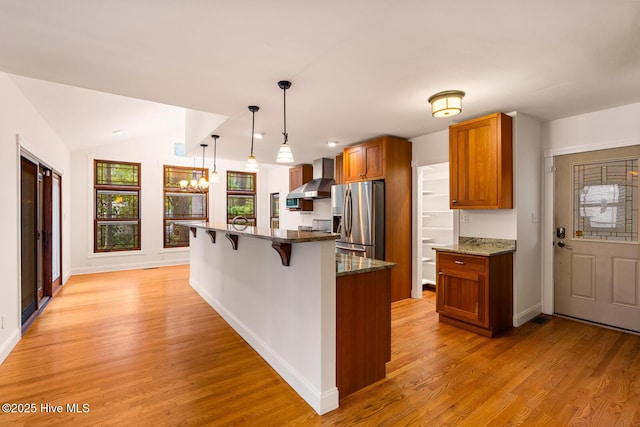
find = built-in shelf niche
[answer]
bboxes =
[416,162,458,288]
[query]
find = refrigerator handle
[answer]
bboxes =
[344,188,352,237]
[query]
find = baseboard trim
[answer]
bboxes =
[514,303,542,327]
[0,328,21,365]
[70,259,189,276]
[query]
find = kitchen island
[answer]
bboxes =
[189,223,395,414]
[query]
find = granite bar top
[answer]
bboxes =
[196,222,339,244]
[336,253,397,277]
[434,237,516,256]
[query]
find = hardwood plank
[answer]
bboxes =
[1,265,639,426]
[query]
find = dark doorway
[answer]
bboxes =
[20,153,62,331]
[20,156,38,324]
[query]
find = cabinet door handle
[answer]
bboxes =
[452,199,457,204]
[438,271,443,275]
[454,260,466,265]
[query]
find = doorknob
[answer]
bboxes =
[557,240,572,250]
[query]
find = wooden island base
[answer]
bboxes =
[336,268,391,398]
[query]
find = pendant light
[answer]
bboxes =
[245,105,260,172]
[179,144,209,191]
[276,80,294,163]
[428,90,465,118]
[197,143,209,190]
[210,134,220,183]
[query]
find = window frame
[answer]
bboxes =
[93,159,141,253]
[227,171,257,225]
[163,165,209,248]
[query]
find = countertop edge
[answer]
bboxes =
[195,223,340,243]
[434,246,516,256]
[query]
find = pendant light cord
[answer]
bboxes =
[282,85,288,144]
[201,144,206,177]
[251,110,256,156]
[212,135,218,173]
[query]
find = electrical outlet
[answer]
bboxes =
[460,213,469,223]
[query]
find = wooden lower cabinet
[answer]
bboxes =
[435,251,513,337]
[336,269,391,398]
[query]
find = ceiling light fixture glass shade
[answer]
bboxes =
[428,90,465,118]
[276,80,294,163]
[210,134,220,183]
[246,106,260,172]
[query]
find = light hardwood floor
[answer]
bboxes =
[1,265,639,426]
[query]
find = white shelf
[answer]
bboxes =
[415,162,456,296]
[424,242,447,247]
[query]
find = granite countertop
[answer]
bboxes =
[434,237,516,256]
[196,222,339,244]
[336,253,397,277]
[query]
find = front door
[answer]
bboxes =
[554,146,640,332]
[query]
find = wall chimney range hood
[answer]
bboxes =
[287,158,335,200]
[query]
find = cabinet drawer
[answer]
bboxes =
[437,253,486,272]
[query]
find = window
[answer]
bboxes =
[94,160,141,252]
[270,193,280,229]
[163,165,208,247]
[227,171,256,225]
[573,158,638,241]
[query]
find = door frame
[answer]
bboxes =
[542,138,640,314]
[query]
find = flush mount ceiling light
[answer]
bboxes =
[428,90,465,118]
[210,134,220,183]
[327,141,338,147]
[276,80,294,163]
[245,105,260,172]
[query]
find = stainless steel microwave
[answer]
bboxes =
[286,198,300,209]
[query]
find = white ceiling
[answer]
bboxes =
[1,0,640,164]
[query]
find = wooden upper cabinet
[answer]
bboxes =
[334,154,344,185]
[343,139,385,182]
[449,112,513,209]
[288,164,313,211]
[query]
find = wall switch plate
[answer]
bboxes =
[1,315,4,329]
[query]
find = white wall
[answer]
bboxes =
[412,129,449,166]
[0,72,71,363]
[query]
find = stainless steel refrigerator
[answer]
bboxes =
[331,180,385,259]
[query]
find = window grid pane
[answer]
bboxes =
[95,161,140,186]
[165,193,207,218]
[96,221,140,251]
[573,158,638,241]
[227,171,256,192]
[96,190,139,219]
[164,166,207,189]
